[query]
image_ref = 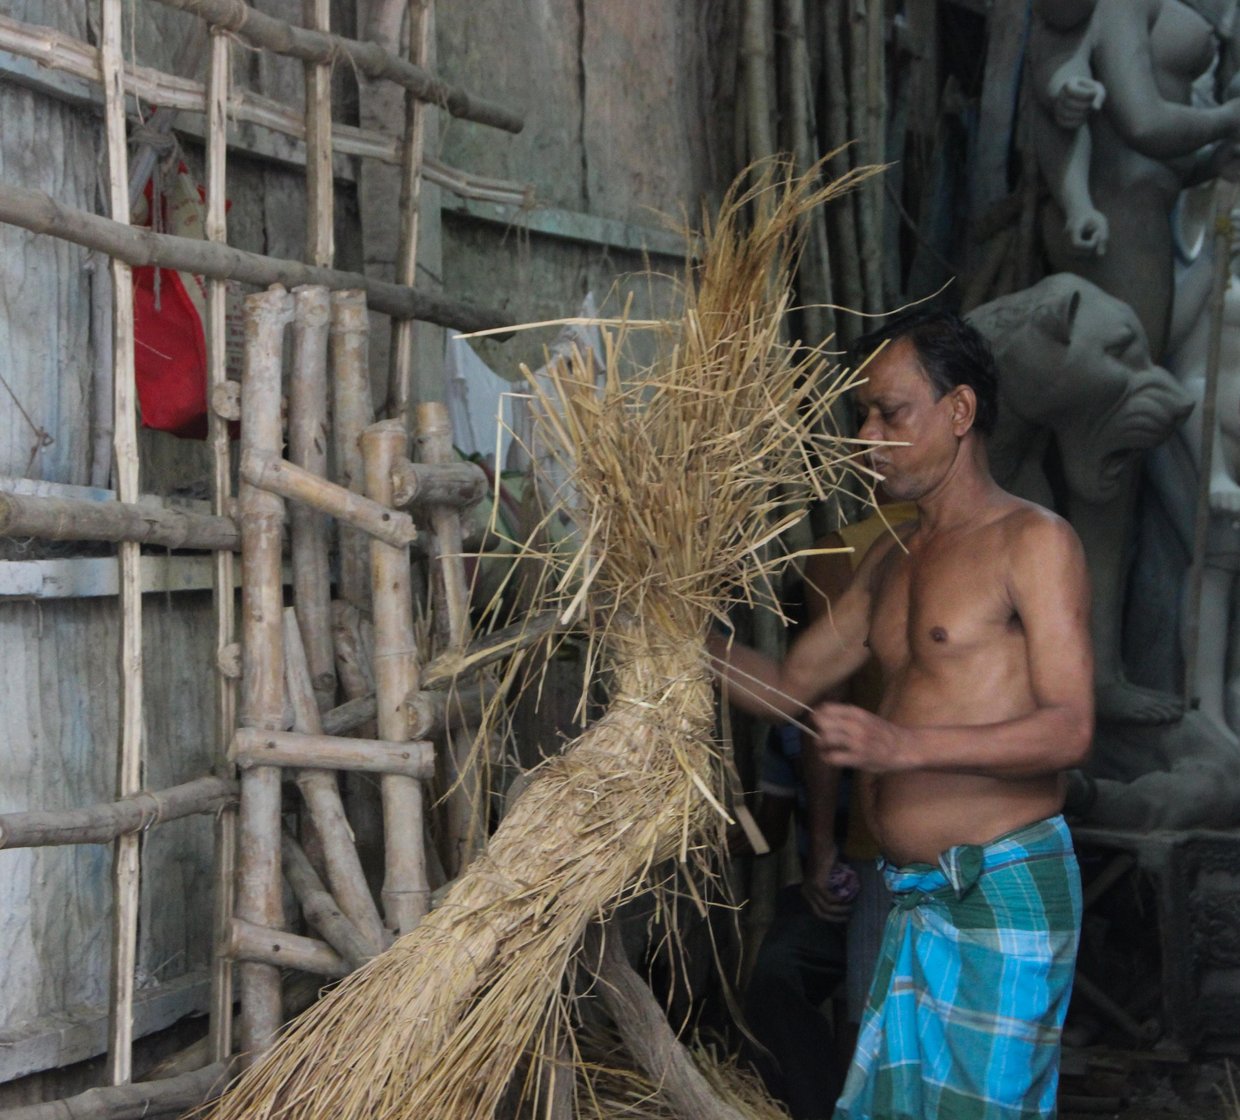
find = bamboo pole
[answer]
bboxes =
[362,419,430,933]
[236,285,294,1060]
[227,919,349,978]
[741,0,776,167]
[0,777,237,849]
[288,287,337,710]
[0,183,513,333]
[321,695,378,736]
[232,727,434,779]
[149,0,522,133]
[850,0,884,316]
[303,0,334,270]
[283,610,387,952]
[0,1062,236,1120]
[419,609,560,687]
[88,252,114,489]
[331,602,377,701]
[281,834,377,970]
[404,680,495,740]
[101,0,141,1086]
[0,492,239,550]
[205,25,239,1068]
[0,15,532,203]
[390,458,486,511]
[416,403,480,874]
[241,450,418,550]
[331,291,377,612]
[386,0,432,423]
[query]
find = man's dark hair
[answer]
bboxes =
[851,309,999,436]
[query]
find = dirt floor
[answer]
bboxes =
[1060,1047,1239,1119]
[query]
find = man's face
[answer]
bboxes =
[854,338,965,501]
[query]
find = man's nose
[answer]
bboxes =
[858,414,882,440]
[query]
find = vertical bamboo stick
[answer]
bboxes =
[361,419,429,934]
[237,285,294,1060]
[304,0,334,269]
[331,290,375,612]
[289,286,337,711]
[416,402,481,875]
[205,26,239,1066]
[283,608,387,952]
[100,0,141,1087]
[387,0,433,424]
[849,0,884,316]
[741,0,776,168]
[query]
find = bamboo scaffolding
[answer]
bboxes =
[0,777,237,849]
[150,0,522,133]
[236,285,295,1060]
[283,610,388,953]
[390,458,486,511]
[240,450,418,551]
[205,24,238,1067]
[0,492,239,550]
[362,419,430,934]
[385,0,433,423]
[404,680,495,740]
[0,184,512,333]
[288,287,337,710]
[232,727,434,779]
[0,1062,235,1120]
[101,0,141,1086]
[281,834,377,970]
[416,403,480,875]
[227,918,349,979]
[0,15,532,204]
[331,291,377,611]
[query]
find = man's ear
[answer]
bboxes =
[950,385,978,435]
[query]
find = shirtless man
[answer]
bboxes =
[710,310,1093,1119]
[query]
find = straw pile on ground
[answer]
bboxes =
[198,159,872,1120]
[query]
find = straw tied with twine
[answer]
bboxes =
[199,160,879,1120]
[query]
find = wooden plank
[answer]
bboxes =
[0,555,243,599]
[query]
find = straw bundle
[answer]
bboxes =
[199,159,872,1120]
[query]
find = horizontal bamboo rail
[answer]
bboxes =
[390,459,487,512]
[0,777,237,849]
[420,610,561,688]
[226,918,349,978]
[240,450,418,549]
[0,15,531,204]
[231,727,434,779]
[0,184,513,333]
[0,491,239,550]
[0,1060,236,1120]
[281,834,378,968]
[404,682,495,740]
[150,0,522,134]
[320,694,378,736]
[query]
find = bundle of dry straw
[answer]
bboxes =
[200,159,873,1120]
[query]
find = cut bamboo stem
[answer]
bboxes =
[227,918,349,979]
[205,24,238,1068]
[149,0,523,133]
[420,609,559,688]
[416,402,480,875]
[322,695,379,736]
[0,1062,236,1120]
[331,291,377,612]
[0,777,237,849]
[281,833,377,970]
[303,0,334,270]
[237,285,295,1060]
[390,458,486,511]
[331,602,377,702]
[102,0,141,1086]
[362,419,431,934]
[0,491,240,550]
[590,927,749,1120]
[0,183,513,333]
[283,610,388,953]
[404,680,495,740]
[232,727,434,779]
[241,450,418,550]
[288,287,337,710]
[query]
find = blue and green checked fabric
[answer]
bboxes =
[832,815,1081,1120]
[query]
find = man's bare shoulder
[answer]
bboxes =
[990,496,1088,588]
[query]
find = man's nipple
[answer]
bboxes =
[929,626,948,643]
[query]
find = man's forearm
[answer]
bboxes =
[705,632,808,722]
[897,706,1093,777]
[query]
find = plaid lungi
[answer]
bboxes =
[832,815,1081,1120]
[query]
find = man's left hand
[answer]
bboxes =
[812,702,911,772]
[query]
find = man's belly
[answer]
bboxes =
[862,770,1066,866]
